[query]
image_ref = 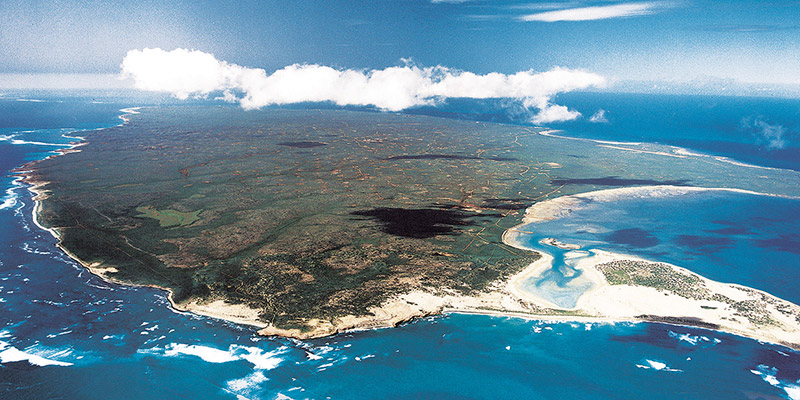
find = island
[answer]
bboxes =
[19,106,800,348]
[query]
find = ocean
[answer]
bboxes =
[514,189,800,308]
[412,92,800,171]
[549,92,800,172]
[1,91,799,399]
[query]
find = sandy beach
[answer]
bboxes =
[496,191,800,350]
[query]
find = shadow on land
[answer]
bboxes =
[351,207,494,239]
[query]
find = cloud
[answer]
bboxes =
[697,24,799,33]
[589,109,609,123]
[121,48,606,123]
[120,48,245,100]
[507,2,584,11]
[520,2,659,22]
[530,104,581,124]
[741,116,788,149]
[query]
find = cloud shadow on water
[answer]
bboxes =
[604,228,659,248]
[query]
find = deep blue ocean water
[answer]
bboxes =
[543,92,800,172]
[412,93,800,171]
[1,92,800,399]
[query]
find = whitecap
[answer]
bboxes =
[164,343,240,363]
[46,330,72,338]
[232,345,285,370]
[354,354,376,361]
[9,138,65,146]
[0,178,22,210]
[786,385,800,400]
[636,359,682,372]
[120,107,141,115]
[0,341,73,366]
[20,242,52,255]
[141,343,285,370]
[750,364,800,400]
[0,133,64,146]
[226,370,267,392]
[668,330,720,347]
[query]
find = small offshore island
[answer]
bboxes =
[20,106,800,348]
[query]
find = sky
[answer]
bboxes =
[1,0,799,94]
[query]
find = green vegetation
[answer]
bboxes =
[598,260,780,327]
[27,106,712,331]
[596,260,709,299]
[136,205,201,227]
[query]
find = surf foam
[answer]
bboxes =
[0,340,73,367]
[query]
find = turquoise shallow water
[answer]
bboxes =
[1,93,800,399]
[514,189,800,310]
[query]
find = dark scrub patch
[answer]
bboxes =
[351,207,476,239]
[481,198,532,210]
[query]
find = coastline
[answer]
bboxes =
[16,107,269,330]
[497,192,800,351]
[537,127,783,171]
[518,185,800,226]
[16,107,800,351]
[24,157,271,331]
[16,106,449,340]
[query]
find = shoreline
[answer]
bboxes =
[516,185,800,226]
[16,107,270,330]
[18,110,272,331]
[536,127,784,171]
[499,195,800,351]
[16,107,800,351]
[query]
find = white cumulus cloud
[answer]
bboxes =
[120,48,606,123]
[741,116,788,149]
[521,2,658,22]
[589,109,609,123]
